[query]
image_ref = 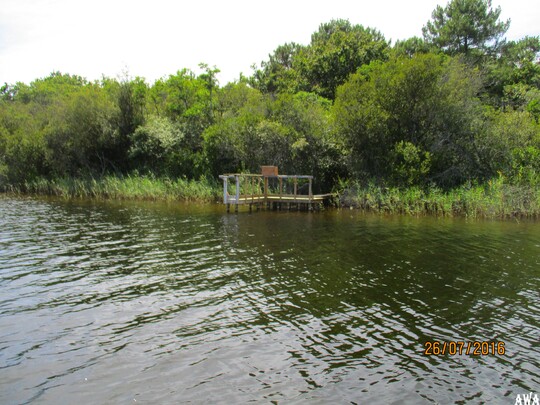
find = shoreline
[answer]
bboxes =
[2,175,539,220]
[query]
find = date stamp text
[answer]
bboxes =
[423,341,505,356]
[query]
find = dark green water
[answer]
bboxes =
[0,196,539,404]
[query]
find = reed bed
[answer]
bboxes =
[8,174,221,202]
[339,177,540,219]
[4,174,539,219]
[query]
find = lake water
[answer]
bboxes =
[0,196,539,404]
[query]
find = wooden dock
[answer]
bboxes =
[219,167,332,212]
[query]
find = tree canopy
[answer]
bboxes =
[422,0,510,56]
[252,19,389,99]
[1,3,539,194]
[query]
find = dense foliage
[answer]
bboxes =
[1,0,539,202]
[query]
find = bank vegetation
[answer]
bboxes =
[1,0,539,217]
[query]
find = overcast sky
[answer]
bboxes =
[1,0,539,86]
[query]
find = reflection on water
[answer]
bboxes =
[0,196,539,403]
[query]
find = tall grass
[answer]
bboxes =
[339,176,540,219]
[5,173,540,218]
[9,174,221,202]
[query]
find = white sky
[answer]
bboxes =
[1,0,539,86]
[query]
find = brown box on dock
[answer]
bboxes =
[261,166,278,177]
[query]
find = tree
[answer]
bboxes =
[44,84,119,176]
[1,72,87,108]
[202,85,269,176]
[422,0,510,57]
[295,19,389,99]
[0,101,48,185]
[251,43,304,94]
[149,69,207,121]
[251,19,389,100]
[214,81,267,120]
[333,53,484,186]
[146,68,217,177]
[99,75,147,170]
[483,36,540,103]
[116,76,147,139]
[198,63,220,122]
[202,85,344,189]
[393,37,433,58]
[474,108,540,181]
[128,116,184,175]
[270,92,345,189]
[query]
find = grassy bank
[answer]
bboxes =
[3,174,539,219]
[2,174,221,202]
[339,177,540,219]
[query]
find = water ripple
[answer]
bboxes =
[0,197,539,403]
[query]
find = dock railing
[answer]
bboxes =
[219,173,318,211]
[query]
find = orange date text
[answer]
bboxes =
[423,341,505,356]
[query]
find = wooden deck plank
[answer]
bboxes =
[220,172,332,208]
[229,194,327,204]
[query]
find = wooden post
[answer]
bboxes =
[223,177,228,204]
[235,175,240,203]
[279,177,282,202]
[309,177,313,211]
[294,177,297,198]
[235,175,240,212]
